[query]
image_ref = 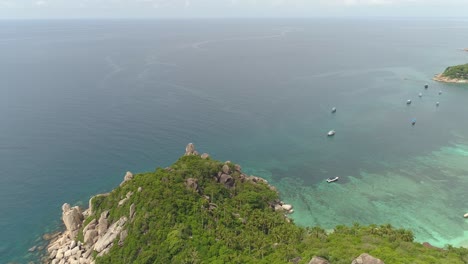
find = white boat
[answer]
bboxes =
[331,107,337,113]
[436,102,440,106]
[418,93,422,97]
[327,130,336,136]
[439,91,442,95]
[406,100,412,105]
[327,177,339,183]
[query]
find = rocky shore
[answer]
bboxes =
[433,73,468,84]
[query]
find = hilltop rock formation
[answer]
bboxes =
[185,143,197,155]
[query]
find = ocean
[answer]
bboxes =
[1,18,468,263]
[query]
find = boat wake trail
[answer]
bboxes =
[98,56,124,88]
[188,27,303,50]
[136,53,178,81]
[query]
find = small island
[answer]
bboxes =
[434,63,468,83]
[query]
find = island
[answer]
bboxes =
[40,144,468,264]
[434,63,468,83]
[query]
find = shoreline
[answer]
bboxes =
[433,73,468,84]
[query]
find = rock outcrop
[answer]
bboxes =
[222,164,230,174]
[97,211,109,236]
[351,253,385,264]
[219,174,234,188]
[94,216,128,252]
[185,143,196,155]
[120,171,133,186]
[308,256,330,264]
[185,178,199,193]
[62,203,84,239]
[47,205,129,264]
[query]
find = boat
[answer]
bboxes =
[464,213,468,218]
[411,118,416,126]
[406,99,412,105]
[327,130,336,136]
[425,84,429,89]
[436,102,440,107]
[439,91,442,95]
[418,93,422,97]
[327,177,339,183]
[331,107,337,113]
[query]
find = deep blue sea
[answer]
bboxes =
[1,18,468,263]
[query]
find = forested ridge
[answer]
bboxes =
[70,151,468,264]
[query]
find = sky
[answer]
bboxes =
[1,0,468,19]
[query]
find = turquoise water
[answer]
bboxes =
[1,18,468,263]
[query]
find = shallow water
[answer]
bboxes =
[1,18,468,263]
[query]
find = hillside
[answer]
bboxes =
[45,144,468,264]
[434,64,468,83]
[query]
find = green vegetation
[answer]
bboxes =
[82,155,468,264]
[442,63,468,79]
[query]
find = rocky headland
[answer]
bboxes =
[42,144,306,264]
[36,144,467,264]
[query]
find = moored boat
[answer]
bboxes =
[327,130,336,136]
[326,177,339,183]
